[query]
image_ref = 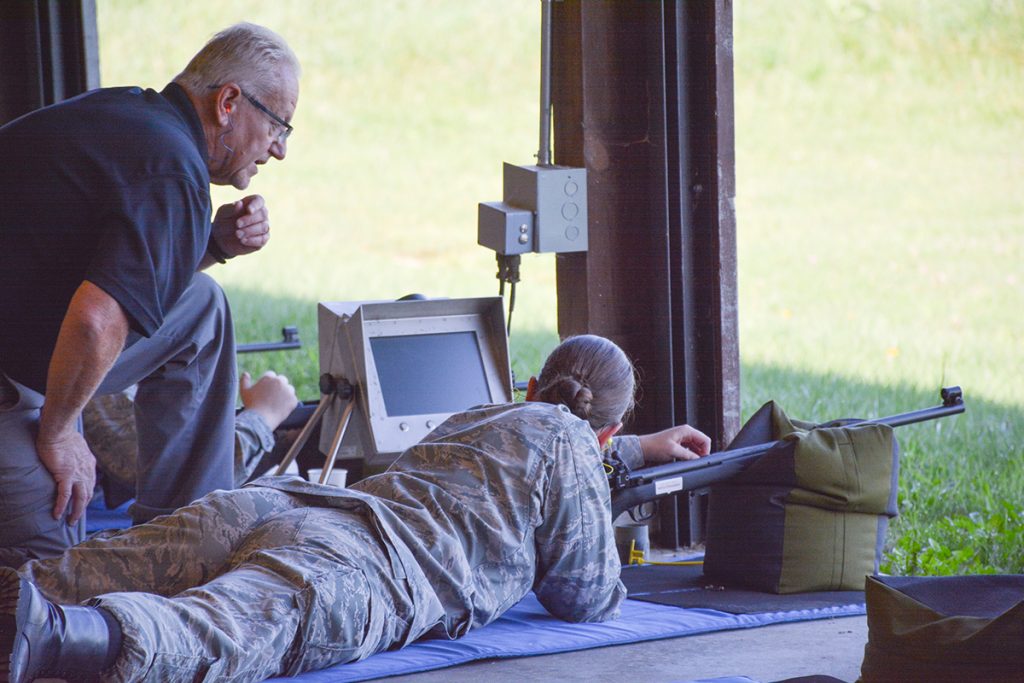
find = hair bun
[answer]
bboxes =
[538,374,593,422]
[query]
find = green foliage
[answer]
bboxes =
[884,500,1024,575]
[97,1,1023,574]
[732,1,1023,576]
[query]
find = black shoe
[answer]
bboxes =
[1,567,118,683]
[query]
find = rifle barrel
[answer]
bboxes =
[614,387,965,508]
[864,400,964,428]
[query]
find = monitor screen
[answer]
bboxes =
[370,331,492,416]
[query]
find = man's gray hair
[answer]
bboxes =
[174,22,300,99]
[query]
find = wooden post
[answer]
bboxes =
[552,0,739,546]
[0,0,100,125]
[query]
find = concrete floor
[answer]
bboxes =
[379,614,867,683]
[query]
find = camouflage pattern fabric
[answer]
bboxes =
[261,402,640,636]
[232,411,277,483]
[19,401,639,681]
[82,388,138,497]
[23,487,413,681]
[84,389,275,495]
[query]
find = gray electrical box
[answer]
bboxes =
[477,163,588,256]
[502,163,588,253]
[477,201,534,255]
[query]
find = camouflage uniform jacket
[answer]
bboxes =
[254,401,644,642]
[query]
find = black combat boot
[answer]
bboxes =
[1,567,121,683]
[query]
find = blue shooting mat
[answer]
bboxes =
[85,499,863,683]
[269,593,864,682]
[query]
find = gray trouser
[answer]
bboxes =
[21,487,416,682]
[0,273,237,568]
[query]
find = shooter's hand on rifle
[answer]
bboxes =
[638,425,712,465]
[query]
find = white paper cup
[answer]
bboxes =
[307,467,347,487]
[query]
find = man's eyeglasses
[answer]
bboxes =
[241,90,293,143]
[208,85,293,143]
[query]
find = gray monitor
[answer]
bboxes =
[317,297,512,469]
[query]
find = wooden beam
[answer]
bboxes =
[552,0,739,445]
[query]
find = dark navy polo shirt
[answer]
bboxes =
[0,83,211,393]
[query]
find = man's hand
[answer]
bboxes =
[38,281,127,524]
[638,425,712,465]
[210,194,271,259]
[36,429,97,523]
[240,371,299,432]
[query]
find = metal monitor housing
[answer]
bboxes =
[317,296,513,469]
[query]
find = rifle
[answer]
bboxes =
[608,386,965,519]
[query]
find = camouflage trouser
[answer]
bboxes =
[20,487,417,682]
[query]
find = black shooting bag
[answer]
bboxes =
[859,574,1024,682]
[703,401,899,593]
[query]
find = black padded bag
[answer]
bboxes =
[859,574,1024,682]
[704,401,898,593]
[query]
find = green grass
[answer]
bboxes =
[733,1,1024,573]
[97,1,1024,574]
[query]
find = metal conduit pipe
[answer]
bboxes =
[538,0,554,166]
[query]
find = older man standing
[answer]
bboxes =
[0,23,301,566]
